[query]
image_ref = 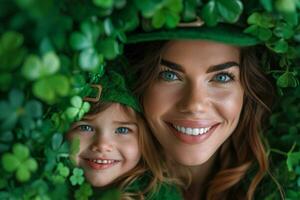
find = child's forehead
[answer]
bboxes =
[83,103,137,123]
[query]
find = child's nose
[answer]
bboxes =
[90,134,114,152]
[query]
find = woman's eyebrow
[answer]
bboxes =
[161,59,239,73]
[207,61,240,73]
[161,59,184,72]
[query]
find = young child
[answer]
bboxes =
[67,69,182,199]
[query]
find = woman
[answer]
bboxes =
[125,36,275,199]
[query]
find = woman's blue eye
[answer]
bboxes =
[78,125,94,132]
[115,127,129,134]
[159,70,179,81]
[213,73,234,83]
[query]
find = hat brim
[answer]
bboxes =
[127,24,261,47]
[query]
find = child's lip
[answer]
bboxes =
[84,158,121,163]
[84,158,121,170]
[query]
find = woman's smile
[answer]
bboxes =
[143,40,244,165]
[167,121,221,144]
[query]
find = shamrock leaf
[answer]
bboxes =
[74,182,93,200]
[22,52,60,81]
[182,0,199,21]
[70,20,105,71]
[44,133,69,172]
[247,12,274,28]
[1,143,38,182]
[51,162,70,184]
[70,21,101,51]
[276,71,299,88]
[200,0,243,26]
[244,25,272,41]
[79,48,104,71]
[0,89,43,131]
[0,31,26,72]
[151,0,183,29]
[57,163,70,177]
[97,37,121,60]
[287,152,300,171]
[65,96,90,121]
[274,22,294,39]
[134,0,162,18]
[32,74,70,104]
[70,168,84,186]
[216,0,243,23]
[93,0,114,9]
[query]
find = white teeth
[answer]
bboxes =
[92,159,115,164]
[173,124,211,136]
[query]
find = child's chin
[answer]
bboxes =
[86,174,115,187]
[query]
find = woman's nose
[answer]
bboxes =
[177,82,211,114]
[90,134,114,153]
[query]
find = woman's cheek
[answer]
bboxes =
[209,87,244,122]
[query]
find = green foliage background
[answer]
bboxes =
[0,0,299,199]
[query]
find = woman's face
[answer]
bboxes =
[143,40,244,166]
[68,103,141,187]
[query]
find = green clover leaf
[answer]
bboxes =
[200,0,243,26]
[244,25,273,41]
[287,152,300,171]
[65,96,90,121]
[57,163,70,177]
[276,71,299,88]
[32,74,70,104]
[151,0,183,29]
[52,133,63,151]
[267,38,289,53]
[70,32,93,51]
[93,0,114,9]
[70,168,84,186]
[134,0,162,18]
[0,90,43,131]
[260,0,273,12]
[247,12,274,28]
[71,21,101,51]
[1,143,38,182]
[79,48,104,71]
[74,182,93,200]
[70,20,105,71]
[22,52,60,81]
[97,37,121,60]
[0,31,26,72]
[216,0,243,23]
[274,22,294,39]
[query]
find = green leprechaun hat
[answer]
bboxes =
[85,68,142,113]
[127,23,261,47]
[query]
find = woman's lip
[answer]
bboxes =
[167,123,220,144]
[168,119,220,128]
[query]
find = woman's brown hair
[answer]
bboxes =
[125,41,276,199]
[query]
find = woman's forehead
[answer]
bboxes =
[161,40,240,71]
[163,40,240,56]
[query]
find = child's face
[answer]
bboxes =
[68,103,141,187]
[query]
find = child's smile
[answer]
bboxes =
[68,103,141,187]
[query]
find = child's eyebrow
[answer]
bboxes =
[113,121,138,126]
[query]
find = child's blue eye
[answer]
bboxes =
[78,125,94,132]
[159,70,179,81]
[115,127,129,134]
[213,73,234,83]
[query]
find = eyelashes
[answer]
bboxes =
[211,72,236,83]
[158,67,236,83]
[158,68,181,81]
